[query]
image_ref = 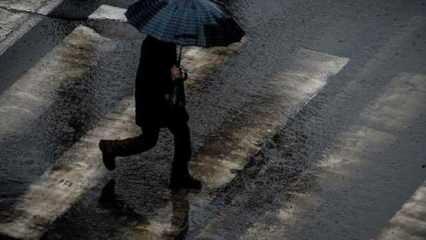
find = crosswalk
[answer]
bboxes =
[0,0,65,55]
[0,25,112,139]
[107,48,349,240]
[191,48,349,188]
[0,25,117,240]
[0,0,64,14]
[233,72,426,240]
[88,5,127,22]
[320,72,426,172]
[376,181,426,240]
[0,7,42,55]
[0,97,136,240]
[0,2,425,240]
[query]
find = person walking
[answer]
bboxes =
[99,35,202,190]
[99,0,244,191]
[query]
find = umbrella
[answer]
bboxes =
[125,0,245,63]
[125,0,245,107]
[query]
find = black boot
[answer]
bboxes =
[99,136,153,171]
[99,140,117,170]
[169,167,202,191]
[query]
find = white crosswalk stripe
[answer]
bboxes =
[88,5,127,22]
[0,25,113,139]
[0,0,65,55]
[319,73,426,174]
[376,181,426,240]
[0,8,42,56]
[191,48,349,188]
[0,0,64,15]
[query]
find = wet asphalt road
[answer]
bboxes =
[0,0,426,239]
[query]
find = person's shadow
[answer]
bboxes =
[98,179,190,240]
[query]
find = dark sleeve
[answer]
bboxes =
[167,44,177,67]
[139,40,176,92]
[158,43,177,77]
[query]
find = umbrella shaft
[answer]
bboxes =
[177,46,183,67]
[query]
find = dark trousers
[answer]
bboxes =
[112,116,192,176]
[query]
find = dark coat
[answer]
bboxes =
[135,36,188,128]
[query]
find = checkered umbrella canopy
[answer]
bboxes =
[125,0,245,48]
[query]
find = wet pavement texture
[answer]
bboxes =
[0,0,426,239]
[0,0,139,210]
[0,25,139,210]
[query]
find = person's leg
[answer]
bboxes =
[99,124,160,170]
[169,120,192,175]
[167,113,202,190]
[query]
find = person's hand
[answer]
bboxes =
[171,65,188,82]
[171,65,180,81]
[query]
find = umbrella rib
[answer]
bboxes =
[176,0,197,45]
[200,0,219,24]
[196,1,215,47]
[200,0,225,47]
[159,3,179,43]
[172,0,189,45]
[196,2,205,46]
[144,2,175,43]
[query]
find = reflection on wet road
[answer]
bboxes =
[98,179,190,240]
